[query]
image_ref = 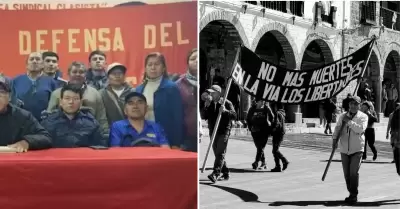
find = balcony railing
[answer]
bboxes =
[258,1,304,17]
[380,7,400,31]
[245,1,257,5]
[360,1,377,25]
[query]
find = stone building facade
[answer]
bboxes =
[200,1,400,123]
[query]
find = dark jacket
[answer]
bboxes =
[99,84,134,126]
[41,109,105,148]
[0,104,52,149]
[246,104,274,133]
[136,76,185,147]
[342,97,351,112]
[176,75,197,151]
[273,109,286,135]
[203,99,236,135]
[86,69,108,90]
[365,110,378,127]
[12,75,57,121]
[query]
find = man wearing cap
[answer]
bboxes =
[0,79,52,152]
[46,62,109,144]
[202,85,237,183]
[332,96,368,204]
[109,92,169,147]
[99,63,134,127]
[41,84,105,147]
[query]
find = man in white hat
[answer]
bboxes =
[202,85,237,183]
[99,62,134,127]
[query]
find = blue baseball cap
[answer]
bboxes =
[125,92,147,104]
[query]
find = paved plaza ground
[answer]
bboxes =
[199,133,400,209]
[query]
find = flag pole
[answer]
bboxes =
[322,36,376,181]
[200,45,241,173]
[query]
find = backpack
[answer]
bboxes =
[273,110,285,134]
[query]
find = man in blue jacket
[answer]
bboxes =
[13,52,57,121]
[109,92,169,147]
[41,84,105,148]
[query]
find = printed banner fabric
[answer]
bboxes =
[0,2,197,86]
[231,39,374,104]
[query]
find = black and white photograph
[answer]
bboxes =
[199,1,400,208]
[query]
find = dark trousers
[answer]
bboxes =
[251,131,269,163]
[212,133,230,175]
[394,147,400,176]
[363,128,377,159]
[341,152,363,197]
[325,114,333,133]
[272,133,287,167]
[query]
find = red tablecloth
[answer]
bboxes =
[0,148,197,209]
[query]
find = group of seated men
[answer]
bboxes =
[0,50,171,152]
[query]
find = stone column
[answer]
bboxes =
[374,76,383,122]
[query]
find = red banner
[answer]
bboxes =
[0,2,197,85]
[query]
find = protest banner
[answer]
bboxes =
[231,39,374,104]
[0,2,197,86]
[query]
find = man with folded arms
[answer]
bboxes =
[332,96,368,204]
[41,84,105,148]
[0,78,52,152]
[109,92,169,147]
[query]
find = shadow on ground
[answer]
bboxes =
[320,160,394,164]
[199,182,268,203]
[269,199,400,207]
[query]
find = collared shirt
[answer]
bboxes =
[109,119,169,147]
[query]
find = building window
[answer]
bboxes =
[260,1,287,13]
[290,1,304,17]
[380,1,400,31]
[361,1,376,25]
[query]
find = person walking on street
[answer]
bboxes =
[246,100,274,170]
[360,101,378,161]
[382,84,388,116]
[386,103,400,165]
[324,98,337,135]
[270,102,289,172]
[201,85,236,183]
[332,96,368,204]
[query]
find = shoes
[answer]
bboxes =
[207,173,220,183]
[344,195,357,204]
[220,173,230,181]
[271,167,282,172]
[252,162,258,170]
[373,153,377,161]
[259,162,267,170]
[282,161,289,171]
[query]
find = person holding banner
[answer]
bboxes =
[360,101,378,161]
[246,100,274,170]
[332,96,368,204]
[202,85,236,183]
